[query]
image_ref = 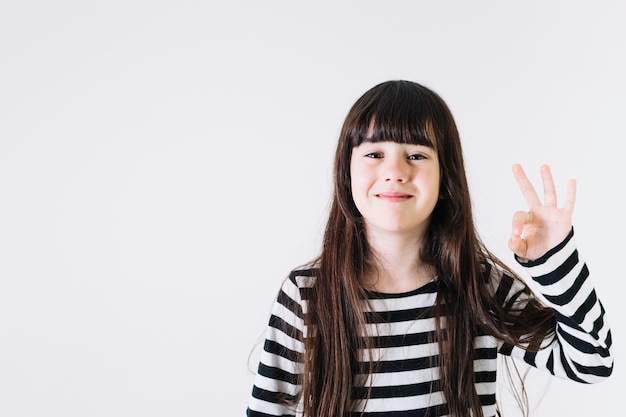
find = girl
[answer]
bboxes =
[246,80,613,417]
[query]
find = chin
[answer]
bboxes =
[373,223,422,235]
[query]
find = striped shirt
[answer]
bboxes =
[247,230,613,416]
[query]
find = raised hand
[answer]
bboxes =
[508,164,576,262]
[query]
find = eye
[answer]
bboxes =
[407,153,426,161]
[365,151,383,159]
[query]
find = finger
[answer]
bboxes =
[540,164,557,206]
[562,178,577,213]
[508,232,528,257]
[512,164,541,208]
[511,210,531,237]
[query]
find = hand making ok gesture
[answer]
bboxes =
[508,164,577,262]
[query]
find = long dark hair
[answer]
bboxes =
[300,80,555,417]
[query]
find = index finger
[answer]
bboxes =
[512,164,541,208]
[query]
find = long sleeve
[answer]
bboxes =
[247,273,308,417]
[500,228,613,383]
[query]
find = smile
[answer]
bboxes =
[375,192,413,202]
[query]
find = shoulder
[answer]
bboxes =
[274,265,317,310]
[288,265,317,284]
[287,265,317,289]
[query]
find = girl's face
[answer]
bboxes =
[350,141,440,240]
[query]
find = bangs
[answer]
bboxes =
[348,81,438,150]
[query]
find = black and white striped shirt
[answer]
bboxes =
[247,231,613,416]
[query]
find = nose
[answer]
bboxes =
[384,155,409,183]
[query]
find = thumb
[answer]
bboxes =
[509,210,530,257]
[511,210,531,238]
[508,232,528,258]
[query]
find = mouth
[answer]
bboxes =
[375,191,413,202]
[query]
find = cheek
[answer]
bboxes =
[349,163,371,195]
[350,176,364,205]
[349,172,369,214]
[349,160,363,192]
[426,165,441,195]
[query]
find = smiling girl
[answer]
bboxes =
[246,80,613,417]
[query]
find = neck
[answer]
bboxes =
[364,229,435,293]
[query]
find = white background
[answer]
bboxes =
[1,1,624,416]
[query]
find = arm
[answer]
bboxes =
[247,273,306,417]
[500,164,612,382]
[501,229,613,382]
